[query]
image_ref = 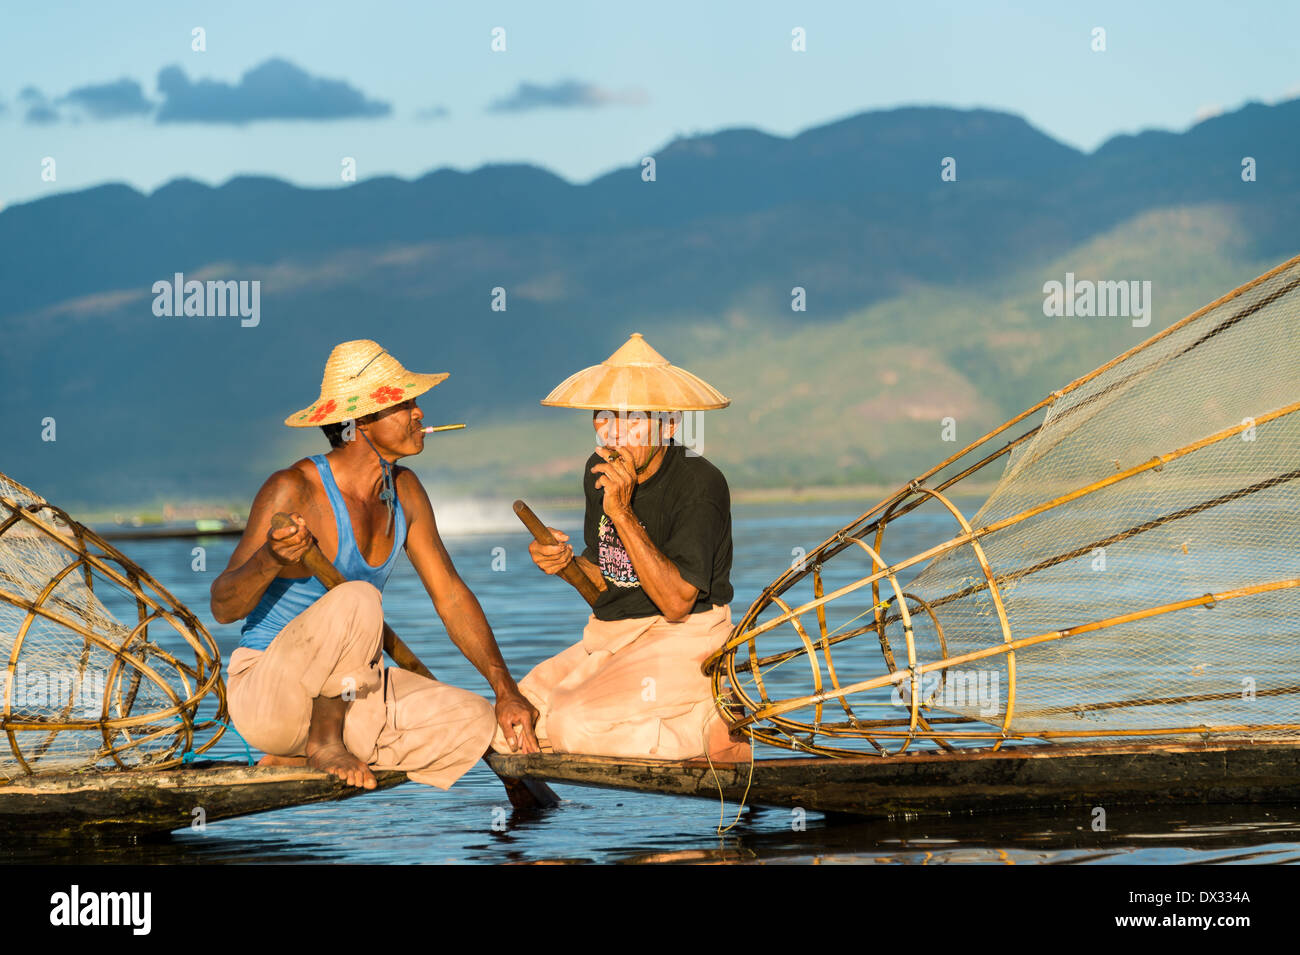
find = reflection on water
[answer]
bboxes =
[5,777,1299,865]
[3,499,1296,865]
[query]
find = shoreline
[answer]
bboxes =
[77,481,1003,535]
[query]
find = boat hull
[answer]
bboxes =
[487,739,1300,818]
[0,761,407,840]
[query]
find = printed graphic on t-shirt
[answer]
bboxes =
[597,514,643,588]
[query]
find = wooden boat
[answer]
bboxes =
[0,761,407,840]
[487,738,1300,819]
[7,738,1295,842]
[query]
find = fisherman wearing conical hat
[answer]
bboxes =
[211,340,539,790]
[494,333,750,761]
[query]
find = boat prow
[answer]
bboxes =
[0,761,408,840]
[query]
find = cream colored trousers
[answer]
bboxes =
[227,580,496,789]
[491,603,751,761]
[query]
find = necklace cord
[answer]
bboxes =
[357,428,397,536]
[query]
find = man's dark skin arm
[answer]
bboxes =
[210,469,317,625]
[591,446,698,622]
[529,453,694,619]
[397,469,540,752]
[210,467,379,788]
[601,519,698,622]
[531,538,606,592]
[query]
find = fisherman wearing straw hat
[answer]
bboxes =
[493,333,750,761]
[211,340,539,790]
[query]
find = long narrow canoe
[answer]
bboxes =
[0,761,407,840]
[487,739,1300,818]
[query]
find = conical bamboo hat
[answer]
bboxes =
[541,333,730,411]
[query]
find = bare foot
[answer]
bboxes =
[257,754,308,767]
[306,741,377,789]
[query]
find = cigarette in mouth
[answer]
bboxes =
[420,424,466,433]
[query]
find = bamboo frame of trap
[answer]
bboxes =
[706,253,1300,758]
[0,481,226,778]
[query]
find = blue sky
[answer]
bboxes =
[2,1,1297,210]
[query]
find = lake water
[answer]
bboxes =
[4,499,1298,865]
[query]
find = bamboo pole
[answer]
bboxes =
[709,397,1300,661]
[726,577,1300,733]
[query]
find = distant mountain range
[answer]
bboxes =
[2,100,1298,512]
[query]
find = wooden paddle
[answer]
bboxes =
[268,511,559,809]
[512,500,603,606]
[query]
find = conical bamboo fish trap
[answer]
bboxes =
[0,472,225,781]
[707,254,1300,757]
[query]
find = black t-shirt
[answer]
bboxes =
[580,442,734,621]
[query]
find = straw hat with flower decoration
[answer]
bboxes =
[541,333,729,411]
[286,340,449,427]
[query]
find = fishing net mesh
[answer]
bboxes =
[0,473,225,781]
[711,255,1300,756]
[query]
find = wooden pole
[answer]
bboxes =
[268,512,559,809]
[512,500,603,606]
[271,513,431,679]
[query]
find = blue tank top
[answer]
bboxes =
[238,454,407,651]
